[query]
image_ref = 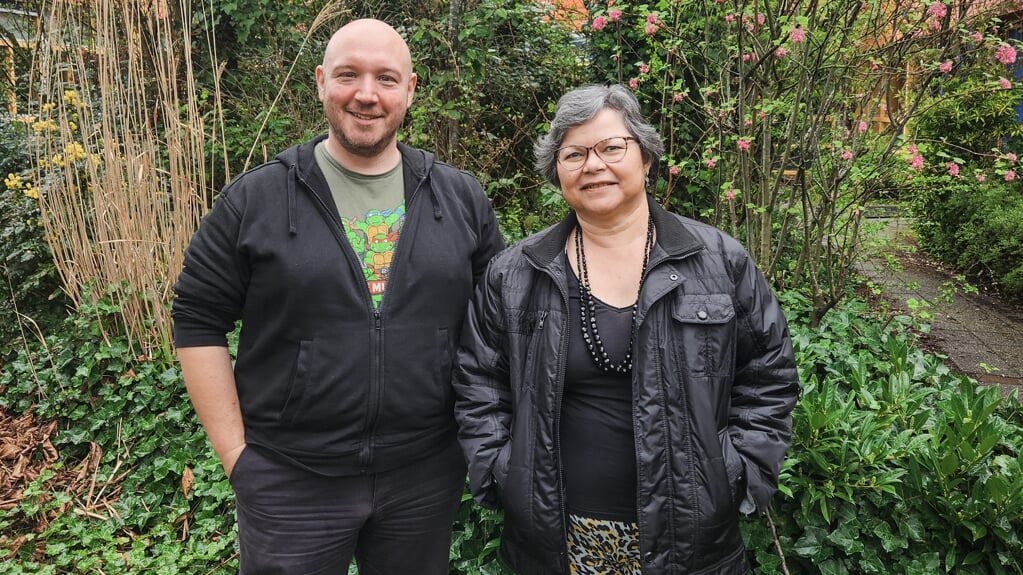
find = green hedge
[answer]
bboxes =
[908,172,1023,301]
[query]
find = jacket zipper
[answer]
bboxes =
[632,244,701,569]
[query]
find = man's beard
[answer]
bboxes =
[332,122,397,158]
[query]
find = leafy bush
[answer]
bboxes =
[906,161,1023,301]
[741,291,1023,574]
[0,293,236,574]
[0,117,66,358]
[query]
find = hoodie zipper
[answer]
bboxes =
[358,172,429,470]
[294,156,432,471]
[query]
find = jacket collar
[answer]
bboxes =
[523,194,705,268]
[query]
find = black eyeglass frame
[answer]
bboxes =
[555,136,638,170]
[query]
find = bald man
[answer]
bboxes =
[172,18,504,574]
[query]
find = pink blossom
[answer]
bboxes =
[639,63,650,74]
[706,158,716,169]
[972,31,984,43]
[790,27,806,44]
[858,121,869,132]
[938,61,952,73]
[871,62,880,71]
[996,44,1018,65]
[645,21,658,35]
[999,77,1013,90]
[757,13,766,26]
[744,119,753,127]
[669,165,680,176]
[591,15,607,31]
[609,9,622,21]
[742,52,755,62]
[646,13,659,24]
[909,154,924,170]
[927,2,947,19]
[629,78,639,90]
[725,13,735,23]
[907,144,918,154]
[673,93,683,103]
[737,139,751,151]
[976,173,987,183]
[841,150,853,161]
[1006,170,1018,181]
[1006,153,1018,164]
[775,47,788,59]
[724,189,736,201]
[947,162,960,177]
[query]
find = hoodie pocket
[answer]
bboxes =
[277,337,371,433]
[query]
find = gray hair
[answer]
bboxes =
[534,84,665,187]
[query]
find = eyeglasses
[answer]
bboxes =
[556,137,637,170]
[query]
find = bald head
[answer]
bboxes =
[323,19,414,80]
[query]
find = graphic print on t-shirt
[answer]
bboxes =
[342,204,405,308]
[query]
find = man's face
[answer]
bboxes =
[316,22,416,159]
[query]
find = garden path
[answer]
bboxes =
[858,216,1023,398]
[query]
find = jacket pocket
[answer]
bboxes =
[504,308,550,391]
[671,293,737,377]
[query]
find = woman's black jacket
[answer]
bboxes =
[453,197,800,574]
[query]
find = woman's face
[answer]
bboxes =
[556,108,651,221]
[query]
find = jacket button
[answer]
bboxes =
[697,310,708,320]
[669,273,679,281]
[644,551,654,562]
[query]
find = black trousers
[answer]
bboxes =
[229,442,466,574]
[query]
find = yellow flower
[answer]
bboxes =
[4,173,23,190]
[51,154,66,168]
[63,90,78,107]
[41,102,56,113]
[65,142,86,161]
[31,119,58,134]
[68,121,78,131]
[24,185,40,199]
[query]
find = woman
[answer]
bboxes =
[453,84,800,574]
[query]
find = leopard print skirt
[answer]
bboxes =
[566,513,642,574]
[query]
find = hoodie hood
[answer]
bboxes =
[275,135,440,235]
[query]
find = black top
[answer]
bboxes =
[560,267,638,522]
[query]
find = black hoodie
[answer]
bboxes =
[173,134,504,475]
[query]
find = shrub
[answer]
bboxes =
[0,293,235,574]
[741,291,1023,574]
[906,158,1023,301]
[0,117,66,358]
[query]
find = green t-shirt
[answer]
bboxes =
[315,142,405,308]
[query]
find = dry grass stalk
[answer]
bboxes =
[29,0,211,354]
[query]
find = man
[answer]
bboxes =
[172,19,504,574]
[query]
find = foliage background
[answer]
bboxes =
[2,0,1023,573]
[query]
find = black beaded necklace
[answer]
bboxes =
[573,214,655,374]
